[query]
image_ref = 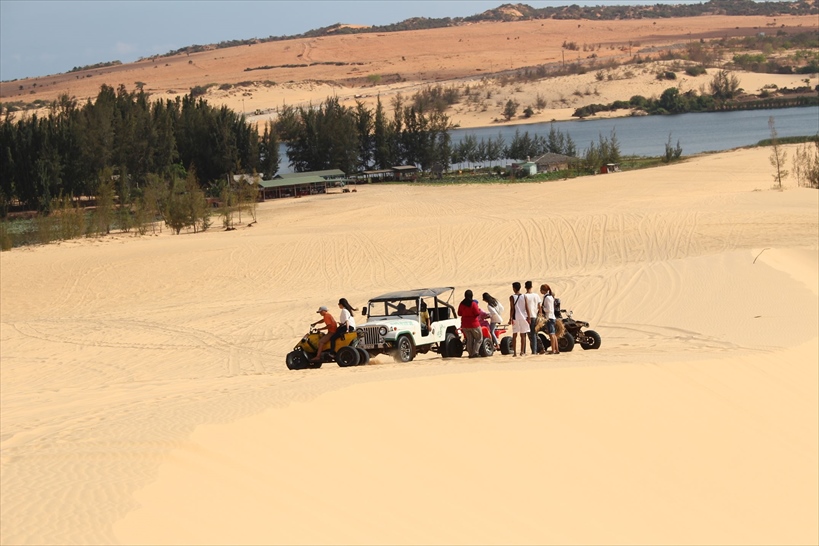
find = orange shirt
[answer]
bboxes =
[323,314,338,333]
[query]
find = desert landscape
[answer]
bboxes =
[2,143,817,544]
[1,8,819,546]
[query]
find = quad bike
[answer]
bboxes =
[549,301,601,352]
[498,300,602,354]
[499,323,548,355]
[285,327,370,370]
[446,324,498,358]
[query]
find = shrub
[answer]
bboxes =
[685,65,707,76]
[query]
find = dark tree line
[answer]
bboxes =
[281,98,583,175]
[451,125,578,169]
[0,84,279,215]
[280,95,454,174]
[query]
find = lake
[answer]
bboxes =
[277,106,818,172]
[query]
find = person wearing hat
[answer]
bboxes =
[310,306,338,362]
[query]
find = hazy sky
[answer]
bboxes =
[1,0,704,82]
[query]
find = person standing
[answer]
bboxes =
[540,284,559,354]
[482,292,504,349]
[458,289,483,358]
[524,281,542,354]
[310,306,338,362]
[509,282,529,356]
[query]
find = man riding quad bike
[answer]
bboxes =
[285,327,369,370]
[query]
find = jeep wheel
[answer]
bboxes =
[579,330,602,350]
[356,347,371,365]
[393,335,414,363]
[499,336,513,355]
[558,332,575,353]
[286,350,310,370]
[336,346,360,367]
[479,337,495,357]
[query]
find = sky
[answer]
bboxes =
[1,0,707,82]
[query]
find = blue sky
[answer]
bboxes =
[1,1,704,82]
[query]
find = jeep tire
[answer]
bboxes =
[393,335,414,363]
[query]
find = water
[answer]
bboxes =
[277,106,818,172]
[450,106,819,158]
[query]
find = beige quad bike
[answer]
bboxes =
[286,326,369,370]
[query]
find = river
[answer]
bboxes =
[277,106,818,172]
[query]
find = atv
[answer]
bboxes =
[551,300,601,352]
[285,327,369,370]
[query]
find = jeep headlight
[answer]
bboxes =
[378,326,388,336]
[356,328,364,337]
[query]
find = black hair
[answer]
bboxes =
[482,292,498,307]
[462,289,474,307]
[512,281,521,292]
[338,297,357,314]
[524,280,533,290]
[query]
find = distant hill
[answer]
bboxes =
[156,0,818,59]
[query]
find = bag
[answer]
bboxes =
[535,314,547,332]
[555,318,566,338]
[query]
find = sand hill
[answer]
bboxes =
[2,14,816,129]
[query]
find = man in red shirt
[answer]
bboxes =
[310,306,338,362]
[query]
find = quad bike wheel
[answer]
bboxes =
[336,346,361,367]
[558,332,575,353]
[286,350,312,370]
[499,336,513,355]
[393,335,415,363]
[442,332,464,358]
[479,337,495,357]
[356,347,371,365]
[579,330,602,350]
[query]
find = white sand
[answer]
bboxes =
[1,145,818,544]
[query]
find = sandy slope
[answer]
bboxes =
[1,145,817,544]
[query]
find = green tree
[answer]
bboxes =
[502,99,519,121]
[709,70,741,100]
[768,116,788,189]
[90,169,115,236]
[259,121,280,179]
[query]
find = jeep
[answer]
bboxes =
[356,287,463,362]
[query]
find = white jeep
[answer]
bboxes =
[356,287,463,362]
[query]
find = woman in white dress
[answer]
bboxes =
[508,282,530,357]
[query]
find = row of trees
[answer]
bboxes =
[278,96,454,174]
[575,69,817,118]
[0,85,279,215]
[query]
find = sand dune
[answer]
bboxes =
[3,14,816,130]
[1,145,817,544]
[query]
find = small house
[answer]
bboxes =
[533,153,577,173]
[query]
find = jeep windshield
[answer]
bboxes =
[364,287,458,321]
[366,299,419,320]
